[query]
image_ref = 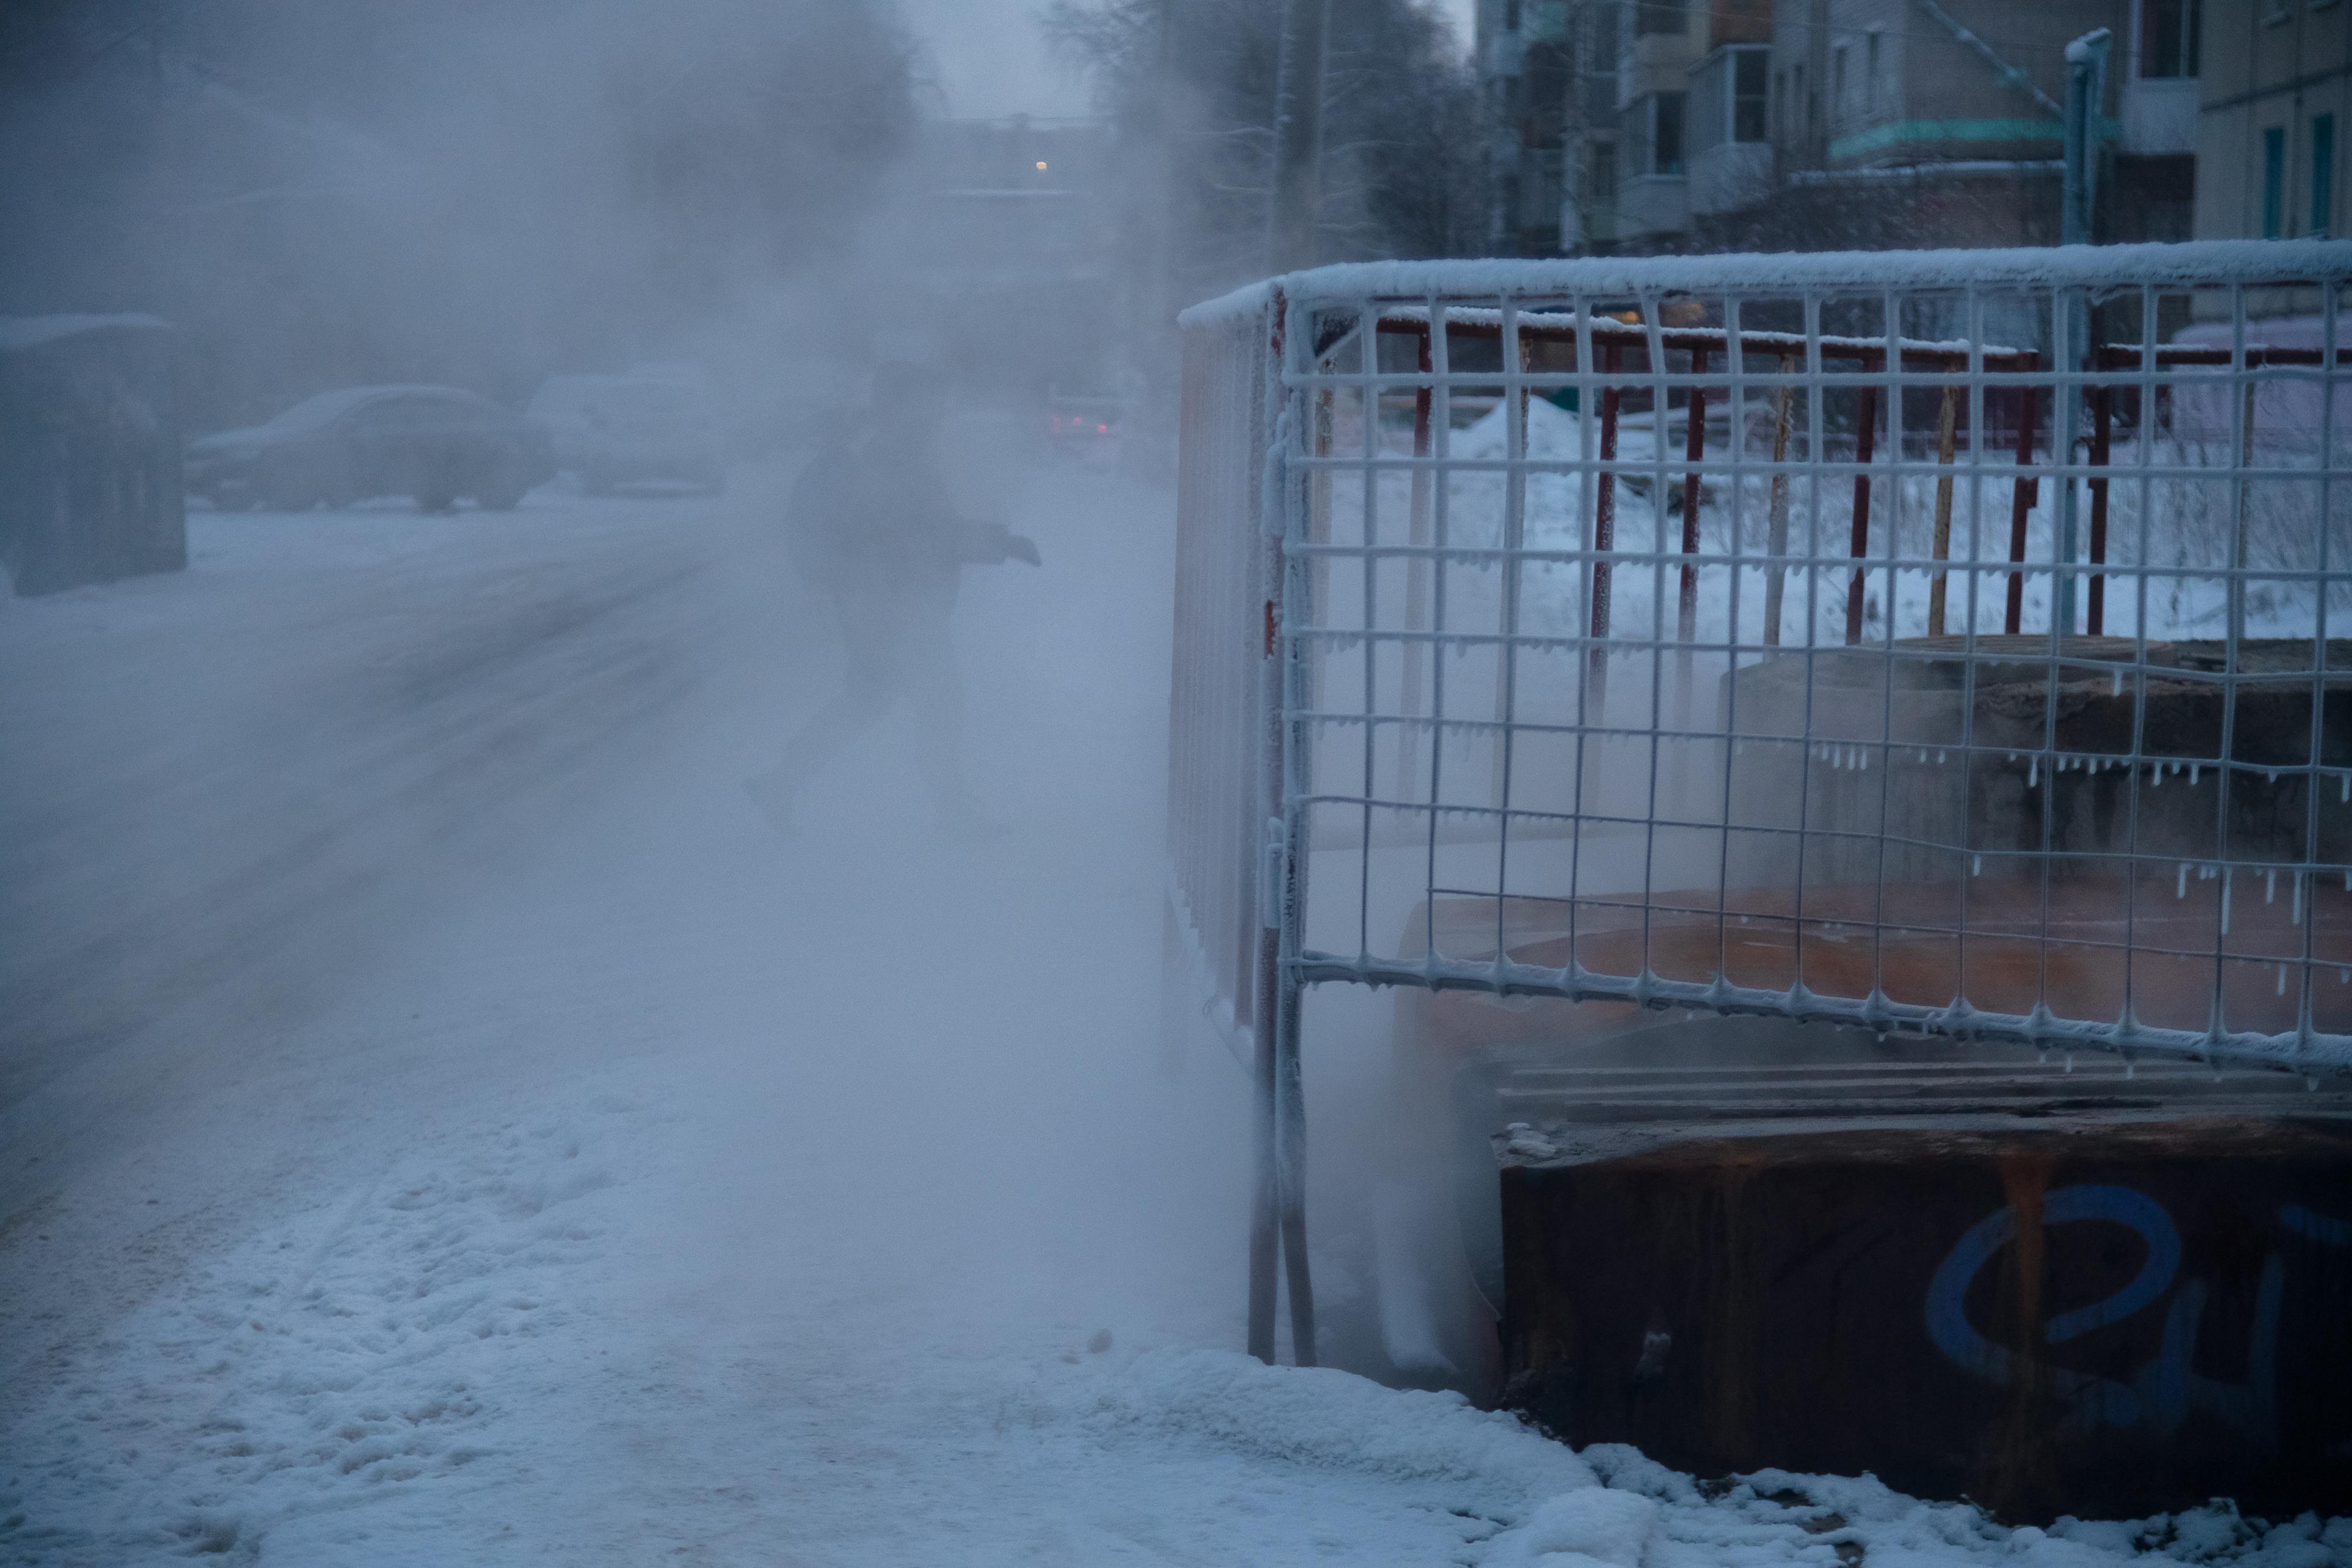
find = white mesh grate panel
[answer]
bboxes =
[1172,245,2352,1075]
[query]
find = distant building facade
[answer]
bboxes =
[1478,0,1577,254]
[2193,2,2349,244]
[1479,0,2200,258]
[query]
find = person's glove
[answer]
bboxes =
[1006,533,1042,567]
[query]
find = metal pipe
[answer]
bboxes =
[1591,342,1621,701]
[1247,925,1279,1363]
[2062,29,2112,248]
[1398,325,1433,803]
[1681,347,1708,643]
[1247,290,1292,1365]
[1846,381,1879,644]
[1929,380,1960,636]
[2089,367,2112,636]
[2007,374,2039,635]
[1275,971,1314,1364]
[2233,376,2257,650]
[1763,355,1796,646]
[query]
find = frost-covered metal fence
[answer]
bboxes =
[1169,243,2352,1364]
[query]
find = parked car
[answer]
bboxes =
[526,372,724,495]
[184,385,553,512]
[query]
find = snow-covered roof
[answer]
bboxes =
[1179,240,2352,328]
[0,315,172,353]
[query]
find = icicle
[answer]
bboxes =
[2028,755,2040,788]
[2177,862,2189,899]
[2308,1075,2322,1091]
[2267,869,2278,904]
[2190,764,2201,785]
[1937,750,1947,765]
[2222,870,2234,935]
[1973,853,1984,877]
[2126,1058,2137,1081]
[2064,1052,2076,1074]
[2112,669,2124,697]
[2152,763,2164,789]
[2341,772,2349,804]
[2278,963,2289,996]
[2293,872,2304,926]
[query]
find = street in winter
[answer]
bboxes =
[10,1,2352,1564]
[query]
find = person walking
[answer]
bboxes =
[747,364,1040,838]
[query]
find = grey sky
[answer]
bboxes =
[895,0,1478,122]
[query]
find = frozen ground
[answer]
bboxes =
[2,462,2347,1564]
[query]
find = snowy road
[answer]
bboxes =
[2,467,2343,1565]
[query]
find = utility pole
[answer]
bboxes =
[1266,0,1329,274]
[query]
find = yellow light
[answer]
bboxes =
[1035,161,1048,171]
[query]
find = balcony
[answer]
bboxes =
[2122,78,2197,156]
[1619,173,1688,238]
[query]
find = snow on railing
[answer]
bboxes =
[1170,243,2352,1362]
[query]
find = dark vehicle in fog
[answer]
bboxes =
[184,386,554,512]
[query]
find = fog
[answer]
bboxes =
[0,1,1367,1557]
[0,0,1510,1543]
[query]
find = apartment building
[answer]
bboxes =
[1477,0,1574,253]
[2193,1,2350,244]
[1501,0,2200,256]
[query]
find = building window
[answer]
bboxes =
[1654,92,1683,173]
[1692,47,1769,157]
[2139,0,2200,75]
[1734,50,1768,142]
[2264,126,2286,239]
[2317,115,2338,239]
[1633,0,1684,38]
[1623,91,1686,176]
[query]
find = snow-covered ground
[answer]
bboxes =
[3,463,2347,1564]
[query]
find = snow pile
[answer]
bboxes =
[1341,394,2348,656]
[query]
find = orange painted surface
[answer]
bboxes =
[1409,878,2352,1058]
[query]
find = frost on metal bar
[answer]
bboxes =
[1169,243,2352,1075]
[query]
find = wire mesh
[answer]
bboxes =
[1171,246,2352,1074]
